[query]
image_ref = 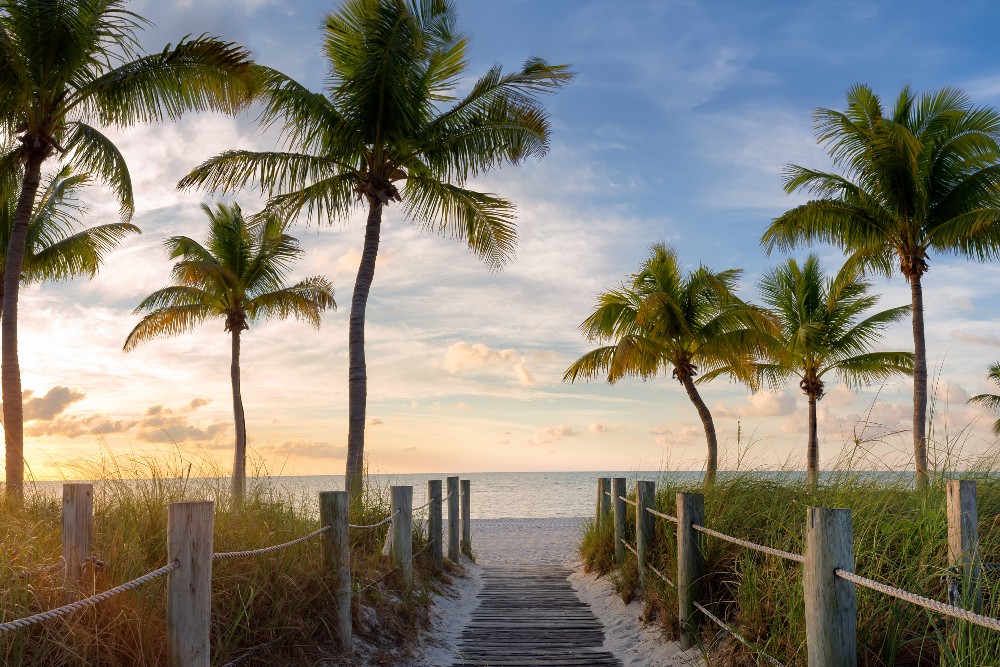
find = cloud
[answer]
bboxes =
[527,423,579,445]
[22,387,86,421]
[951,331,1000,348]
[265,440,347,460]
[442,341,536,386]
[136,403,229,443]
[589,421,625,434]
[717,391,797,418]
[403,446,417,452]
[651,424,704,448]
[25,414,137,439]
[366,417,384,426]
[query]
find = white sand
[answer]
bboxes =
[410,517,703,666]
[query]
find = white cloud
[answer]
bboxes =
[527,423,579,445]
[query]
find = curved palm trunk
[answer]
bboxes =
[680,376,718,486]
[3,153,44,500]
[346,202,382,497]
[911,274,928,491]
[807,394,819,488]
[231,328,247,501]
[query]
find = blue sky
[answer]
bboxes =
[18,0,1000,479]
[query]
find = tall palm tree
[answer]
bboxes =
[968,363,1000,436]
[124,203,335,499]
[0,166,138,309]
[0,0,257,498]
[178,0,572,494]
[564,244,764,486]
[753,255,913,486]
[762,84,1000,490]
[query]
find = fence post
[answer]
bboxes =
[461,479,472,556]
[595,477,611,527]
[62,483,92,581]
[391,485,413,592]
[320,491,351,651]
[947,479,981,611]
[804,507,857,667]
[612,477,626,564]
[428,480,443,571]
[676,492,704,650]
[167,500,214,667]
[447,476,459,562]
[636,481,655,587]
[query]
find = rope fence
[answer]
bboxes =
[619,495,637,507]
[214,525,331,560]
[349,510,398,530]
[692,523,804,564]
[646,507,677,523]
[693,601,787,667]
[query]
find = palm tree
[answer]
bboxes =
[968,363,1000,436]
[0,0,257,498]
[177,0,572,494]
[753,255,913,486]
[0,166,138,310]
[762,84,1000,490]
[564,244,764,486]
[124,203,335,499]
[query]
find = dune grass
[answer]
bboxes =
[581,444,1000,665]
[0,452,449,666]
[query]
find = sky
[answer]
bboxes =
[16,0,1000,480]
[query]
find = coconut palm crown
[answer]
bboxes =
[968,363,1000,436]
[752,255,913,485]
[124,203,336,499]
[0,0,257,497]
[178,0,573,492]
[564,243,766,486]
[761,84,1000,489]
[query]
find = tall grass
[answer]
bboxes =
[0,451,447,666]
[580,436,1000,665]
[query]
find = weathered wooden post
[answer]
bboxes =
[428,480,443,571]
[447,476,459,562]
[460,479,472,555]
[595,477,611,527]
[947,479,981,652]
[804,507,857,667]
[676,492,704,650]
[320,491,351,651]
[391,486,413,591]
[62,483,92,581]
[636,481,655,586]
[167,500,214,667]
[612,477,626,564]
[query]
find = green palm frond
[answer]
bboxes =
[246,275,336,327]
[64,122,134,219]
[123,303,216,352]
[178,150,350,197]
[27,221,139,282]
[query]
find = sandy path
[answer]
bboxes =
[413,517,701,666]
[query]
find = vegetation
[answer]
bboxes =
[751,255,913,485]
[123,203,336,500]
[177,0,572,494]
[564,243,766,486]
[0,0,257,499]
[762,85,1000,490]
[968,363,1000,436]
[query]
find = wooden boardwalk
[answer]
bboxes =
[448,565,623,667]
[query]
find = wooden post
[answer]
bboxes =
[612,477,626,564]
[391,486,413,592]
[167,501,214,667]
[804,507,857,667]
[636,481,655,586]
[947,480,981,610]
[676,492,704,650]
[595,477,611,527]
[428,480,443,571]
[62,483,92,581]
[461,479,471,555]
[447,476,459,562]
[320,491,351,651]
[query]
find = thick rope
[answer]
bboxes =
[621,538,638,558]
[693,524,804,564]
[646,507,678,523]
[619,495,637,507]
[836,569,1000,632]
[349,510,399,530]
[0,561,179,634]
[16,558,65,578]
[213,525,330,560]
[648,563,675,588]
[694,601,787,667]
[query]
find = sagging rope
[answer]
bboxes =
[692,524,804,564]
[350,510,399,530]
[214,525,331,560]
[693,601,788,667]
[646,507,678,523]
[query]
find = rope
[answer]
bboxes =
[982,563,1000,573]
[604,491,613,497]
[692,524,804,564]
[350,510,399,530]
[648,563,675,588]
[621,539,638,558]
[646,507,678,523]
[693,601,788,667]
[0,560,179,634]
[213,525,330,560]
[835,569,1000,632]
[16,558,65,578]
[354,541,433,596]
[619,495,637,507]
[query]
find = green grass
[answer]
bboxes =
[581,459,1000,666]
[0,452,450,666]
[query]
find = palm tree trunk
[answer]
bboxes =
[911,274,928,490]
[231,327,247,501]
[3,152,44,501]
[807,394,819,488]
[346,202,382,497]
[680,376,718,486]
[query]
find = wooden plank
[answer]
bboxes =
[804,506,857,667]
[320,490,351,651]
[62,483,92,582]
[167,500,214,667]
